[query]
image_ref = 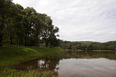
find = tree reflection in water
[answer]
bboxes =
[14,56,60,77]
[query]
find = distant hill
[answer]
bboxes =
[59,40,116,50]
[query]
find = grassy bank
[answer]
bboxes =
[0,69,54,77]
[0,45,64,67]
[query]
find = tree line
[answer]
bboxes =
[59,40,116,51]
[0,0,59,47]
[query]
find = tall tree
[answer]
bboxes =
[0,0,12,47]
[0,1,60,48]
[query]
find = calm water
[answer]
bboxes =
[13,51,116,77]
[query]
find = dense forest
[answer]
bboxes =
[59,41,116,51]
[0,0,59,47]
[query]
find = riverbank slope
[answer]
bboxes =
[0,45,64,67]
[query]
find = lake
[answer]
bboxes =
[13,51,116,77]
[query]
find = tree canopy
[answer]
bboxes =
[0,1,59,47]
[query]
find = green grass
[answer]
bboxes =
[92,50,114,52]
[0,45,64,67]
[0,69,54,77]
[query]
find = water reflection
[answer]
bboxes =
[13,51,116,77]
[58,58,116,77]
[14,56,60,76]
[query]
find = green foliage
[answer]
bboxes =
[59,40,116,51]
[0,1,59,47]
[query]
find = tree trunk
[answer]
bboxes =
[45,39,48,47]
[10,37,13,44]
[0,34,3,47]
[0,14,4,47]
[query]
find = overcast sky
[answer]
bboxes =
[13,0,116,42]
